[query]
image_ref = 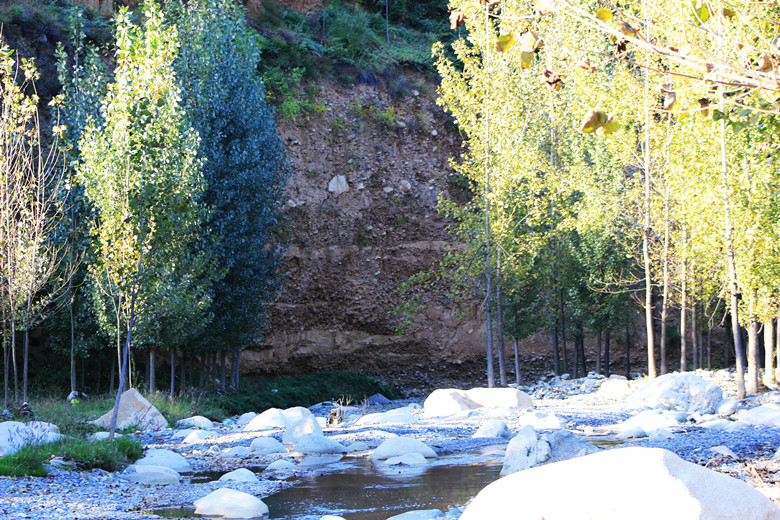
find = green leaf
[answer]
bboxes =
[496,34,516,53]
[691,0,710,25]
[520,51,535,70]
[580,110,606,133]
[595,116,621,136]
[595,8,613,21]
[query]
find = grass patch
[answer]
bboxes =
[216,371,398,415]
[147,392,227,424]
[0,437,143,477]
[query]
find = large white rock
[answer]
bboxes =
[618,409,684,433]
[465,388,533,410]
[237,412,258,426]
[182,430,214,444]
[217,446,253,458]
[264,459,297,473]
[218,468,259,483]
[384,452,429,466]
[423,389,481,417]
[473,419,512,439]
[624,373,723,414]
[243,408,287,431]
[176,416,214,429]
[134,448,192,473]
[515,410,566,430]
[462,447,780,520]
[293,433,348,454]
[90,389,168,431]
[282,406,323,444]
[541,429,598,463]
[356,407,420,426]
[736,404,780,427]
[501,425,549,476]
[717,398,740,417]
[250,436,287,454]
[596,378,633,400]
[371,437,438,460]
[0,421,60,457]
[123,465,181,485]
[194,488,269,519]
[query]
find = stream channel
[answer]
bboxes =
[152,449,504,520]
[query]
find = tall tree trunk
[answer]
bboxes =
[11,319,18,404]
[680,228,688,372]
[642,59,656,380]
[660,185,670,375]
[3,338,8,411]
[496,252,506,386]
[513,337,520,385]
[482,3,495,389]
[69,298,76,395]
[747,287,760,394]
[764,318,776,385]
[552,326,560,375]
[596,331,602,376]
[109,352,115,395]
[692,268,699,371]
[149,346,156,394]
[560,288,568,375]
[170,348,176,398]
[604,330,611,377]
[235,347,241,389]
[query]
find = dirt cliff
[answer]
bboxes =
[247,76,496,394]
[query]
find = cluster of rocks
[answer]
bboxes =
[4,370,780,519]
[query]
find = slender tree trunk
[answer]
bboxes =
[496,253,506,386]
[149,346,156,394]
[747,287,760,394]
[482,3,494,388]
[776,304,780,376]
[513,337,520,385]
[170,349,175,398]
[11,320,18,404]
[235,347,241,389]
[692,270,699,371]
[198,353,205,389]
[604,330,611,377]
[596,331,602,376]
[180,351,187,391]
[680,228,688,372]
[560,289,568,375]
[69,298,77,395]
[660,185,670,375]
[707,323,712,370]
[642,58,656,380]
[3,338,8,410]
[764,318,776,385]
[385,0,390,45]
[552,326,560,375]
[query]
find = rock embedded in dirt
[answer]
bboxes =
[134,448,192,473]
[464,447,780,520]
[176,416,214,429]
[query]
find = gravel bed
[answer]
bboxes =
[3,371,780,519]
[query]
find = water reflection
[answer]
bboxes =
[263,454,502,520]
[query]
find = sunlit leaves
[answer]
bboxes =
[691,0,710,25]
[595,8,612,21]
[496,33,516,53]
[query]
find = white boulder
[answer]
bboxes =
[250,436,286,455]
[176,416,214,429]
[618,409,684,433]
[293,433,348,454]
[541,429,599,463]
[217,446,253,458]
[462,447,780,520]
[465,388,533,410]
[243,408,287,431]
[123,465,181,485]
[134,448,192,473]
[624,373,723,414]
[736,404,780,427]
[218,468,259,483]
[264,459,297,473]
[236,412,258,426]
[356,407,420,425]
[717,398,740,417]
[0,421,60,457]
[182,430,214,444]
[90,388,168,431]
[328,175,349,196]
[423,389,481,417]
[194,488,268,519]
[516,410,566,430]
[282,406,322,444]
[501,425,549,476]
[596,378,633,400]
[473,419,512,439]
[371,437,437,460]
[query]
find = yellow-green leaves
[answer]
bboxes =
[517,31,541,69]
[581,109,620,135]
[619,21,638,37]
[691,0,710,25]
[496,34,516,53]
[595,8,613,21]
